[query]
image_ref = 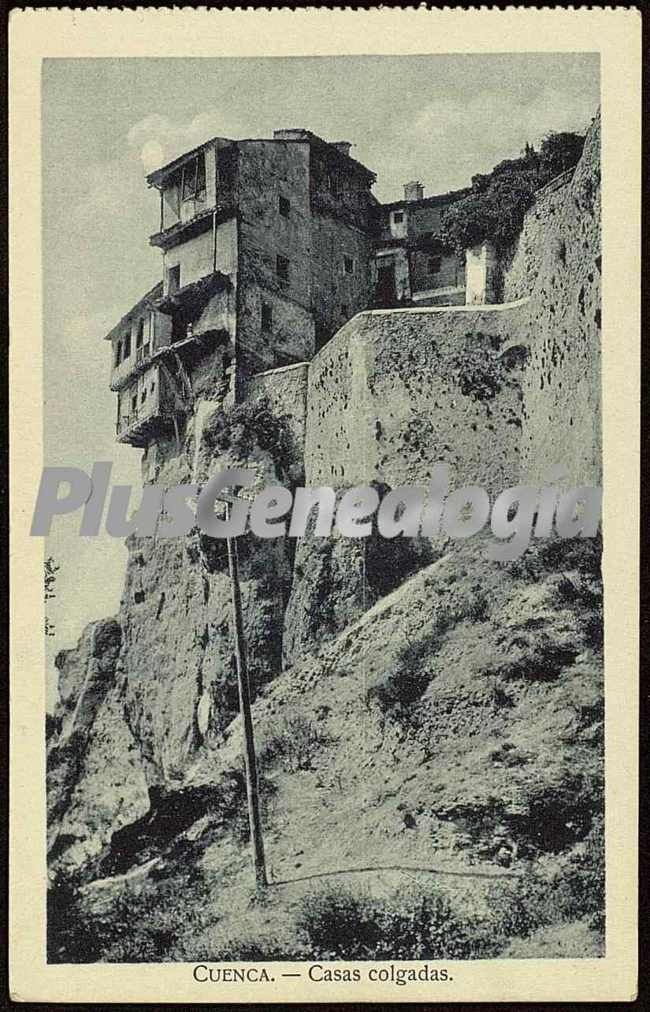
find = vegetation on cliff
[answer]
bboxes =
[440,131,586,253]
[48,531,604,962]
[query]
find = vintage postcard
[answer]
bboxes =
[9,6,640,1004]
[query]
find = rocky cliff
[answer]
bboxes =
[47,113,603,961]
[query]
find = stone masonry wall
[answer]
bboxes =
[502,175,575,303]
[237,140,314,376]
[509,112,601,485]
[305,303,528,493]
[285,301,529,665]
[246,361,309,474]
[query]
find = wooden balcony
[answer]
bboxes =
[116,405,175,448]
[148,199,236,251]
[110,343,161,392]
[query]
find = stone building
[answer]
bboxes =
[372,182,469,307]
[104,129,469,448]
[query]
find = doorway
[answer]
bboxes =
[376,263,396,308]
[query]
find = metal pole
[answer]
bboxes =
[224,505,268,890]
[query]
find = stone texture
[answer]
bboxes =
[48,113,603,894]
[506,112,601,485]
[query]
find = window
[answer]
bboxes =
[393,211,404,224]
[167,264,181,295]
[279,195,290,218]
[136,319,145,348]
[115,340,122,367]
[261,302,272,332]
[428,255,442,275]
[276,255,289,282]
[151,381,155,394]
[141,389,147,404]
[181,152,206,202]
[123,332,131,358]
[131,394,137,413]
[344,255,354,275]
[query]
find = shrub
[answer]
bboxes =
[441,173,538,254]
[366,630,439,709]
[368,591,487,711]
[440,131,584,254]
[262,713,329,773]
[48,873,203,963]
[486,814,605,942]
[202,398,301,486]
[296,884,498,960]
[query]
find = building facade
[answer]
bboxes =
[372,182,470,307]
[104,129,469,448]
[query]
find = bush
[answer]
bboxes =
[486,814,605,941]
[296,884,498,960]
[48,873,202,962]
[202,398,301,487]
[441,172,537,254]
[440,131,584,254]
[366,630,439,709]
[262,713,329,773]
[368,591,487,711]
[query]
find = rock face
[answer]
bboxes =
[48,114,603,906]
[247,532,603,865]
[282,493,440,667]
[506,112,601,486]
[47,618,150,875]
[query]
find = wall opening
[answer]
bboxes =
[167,264,181,295]
[276,254,290,283]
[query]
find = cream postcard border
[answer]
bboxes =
[9,7,640,1003]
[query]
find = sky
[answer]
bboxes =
[42,54,600,700]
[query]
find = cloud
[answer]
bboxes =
[127,109,229,173]
[413,85,595,159]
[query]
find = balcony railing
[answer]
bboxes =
[116,411,137,435]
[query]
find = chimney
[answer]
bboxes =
[332,141,352,157]
[404,180,424,202]
[273,129,309,141]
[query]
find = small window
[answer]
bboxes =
[131,394,137,413]
[181,152,206,202]
[261,302,272,332]
[141,389,147,404]
[393,211,404,224]
[276,255,289,282]
[428,255,442,275]
[167,264,181,295]
[279,195,290,218]
[136,319,145,348]
[115,340,122,367]
[123,333,131,358]
[344,255,354,275]
[151,381,155,394]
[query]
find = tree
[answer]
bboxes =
[440,130,584,254]
[538,131,585,182]
[440,170,537,254]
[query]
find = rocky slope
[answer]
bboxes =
[48,531,604,961]
[47,113,604,960]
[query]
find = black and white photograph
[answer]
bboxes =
[9,7,640,1004]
